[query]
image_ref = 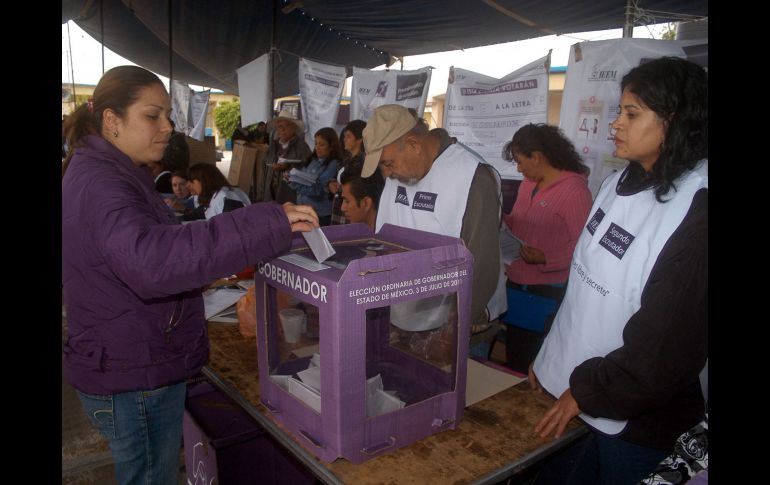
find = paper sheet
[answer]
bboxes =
[279,253,330,271]
[277,157,304,164]
[465,359,525,407]
[500,225,523,266]
[301,227,336,263]
[202,287,246,320]
[288,168,319,186]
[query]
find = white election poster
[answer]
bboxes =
[299,58,346,147]
[170,80,191,134]
[443,55,550,180]
[188,89,210,141]
[236,53,271,127]
[351,67,432,121]
[170,81,210,141]
[559,38,708,195]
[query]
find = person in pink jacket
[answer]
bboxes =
[501,123,592,372]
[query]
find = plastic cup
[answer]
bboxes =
[279,308,305,343]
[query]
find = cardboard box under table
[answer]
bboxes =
[183,380,315,484]
[255,223,473,464]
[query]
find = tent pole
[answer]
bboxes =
[100,0,105,74]
[66,22,77,112]
[271,0,277,110]
[168,0,174,107]
[623,0,635,38]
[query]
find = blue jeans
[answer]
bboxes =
[77,382,187,485]
[535,432,670,485]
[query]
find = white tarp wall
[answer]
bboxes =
[170,80,210,141]
[443,55,550,180]
[351,67,432,121]
[237,54,272,127]
[559,38,709,195]
[298,58,346,147]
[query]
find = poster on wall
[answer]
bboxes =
[170,80,210,141]
[170,80,191,135]
[237,54,271,128]
[299,58,346,146]
[188,89,210,141]
[559,38,708,195]
[443,55,550,180]
[351,67,432,121]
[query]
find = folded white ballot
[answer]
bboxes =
[301,227,336,263]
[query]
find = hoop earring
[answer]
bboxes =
[113,131,118,138]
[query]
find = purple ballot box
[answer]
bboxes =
[255,223,472,464]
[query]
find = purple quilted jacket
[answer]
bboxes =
[63,135,291,394]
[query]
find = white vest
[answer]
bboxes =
[534,160,708,435]
[376,144,507,327]
[205,186,252,219]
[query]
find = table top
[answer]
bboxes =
[204,322,586,485]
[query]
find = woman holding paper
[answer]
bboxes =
[530,57,707,484]
[284,127,343,226]
[500,123,593,372]
[62,65,319,485]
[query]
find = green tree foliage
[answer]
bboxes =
[214,98,241,139]
[662,23,677,40]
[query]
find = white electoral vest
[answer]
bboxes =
[533,160,708,435]
[205,186,252,219]
[376,143,507,329]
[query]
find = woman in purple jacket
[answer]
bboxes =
[62,66,318,485]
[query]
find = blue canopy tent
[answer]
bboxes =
[62,0,707,97]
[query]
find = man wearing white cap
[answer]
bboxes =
[261,110,312,202]
[362,104,506,331]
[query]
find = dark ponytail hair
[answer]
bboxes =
[503,123,589,175]
[62,66,165,176]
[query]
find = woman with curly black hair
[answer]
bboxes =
[530,56,708,484]
[501,123,593,372]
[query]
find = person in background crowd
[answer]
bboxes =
[163,170,195,215]
[149,123,189,195]
[329,119,366,225]
[500,123,593,373]
[252,121,270,144]
[262,110,312,202]
[148,159,173,194]
[161,131,190,173]
[530,57,708,485]
[283,127,343,226]
[186,163,251,220]
[231,119,252,143]
[62,65,318,485]
[429,127,457,146]
[362,104,507,333]
[339,158,385,230]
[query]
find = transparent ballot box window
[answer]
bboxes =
[265,286,322,414]
[365,293,458,417]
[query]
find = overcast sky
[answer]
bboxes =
[62,20,672,97]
